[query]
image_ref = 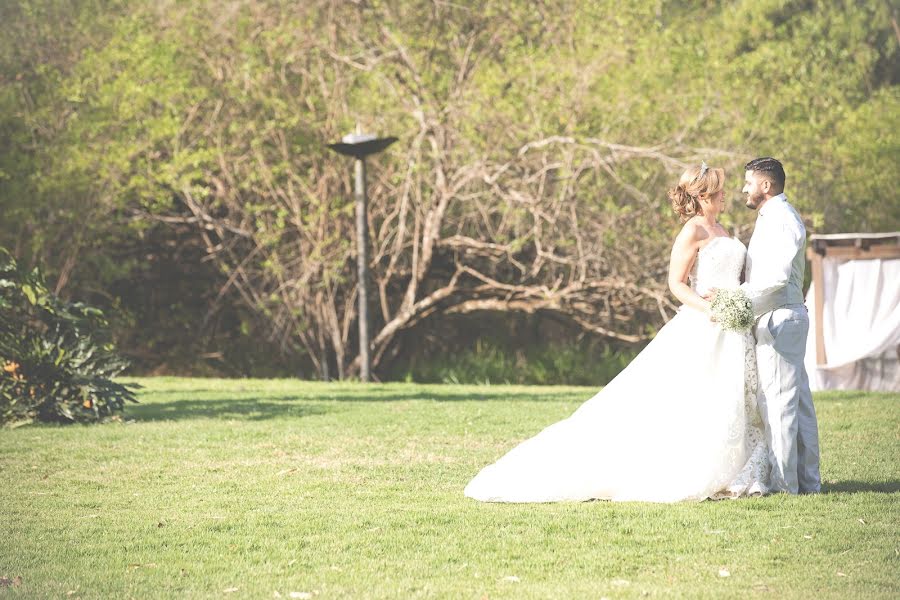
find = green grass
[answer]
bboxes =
[1,378,897,599]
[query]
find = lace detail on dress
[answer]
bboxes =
[710,331,771,500]
[691,237,770,499]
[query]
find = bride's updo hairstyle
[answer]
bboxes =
[668,163,725,222]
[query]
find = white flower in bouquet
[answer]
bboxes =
[710,288,754,332]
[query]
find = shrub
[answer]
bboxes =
[0,248,138,425]
[397,338,641,387]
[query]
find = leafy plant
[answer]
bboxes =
[0,248,137,425]
[398,338,641,387]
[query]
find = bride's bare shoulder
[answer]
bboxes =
[674,217,709,246]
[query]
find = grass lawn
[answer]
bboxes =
[1,378,898,599]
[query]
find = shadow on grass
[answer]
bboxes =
[129,388,590,421]
[822,480,900,494]
[129,397,333,422]
[143,389,590,400]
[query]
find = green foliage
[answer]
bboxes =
[0,248,137,424]
[398,338,640,386]
[0,0,896,379]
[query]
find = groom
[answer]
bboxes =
[741,157,820,494]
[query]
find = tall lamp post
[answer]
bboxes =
[327,129,397,382]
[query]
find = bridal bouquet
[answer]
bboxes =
[710,288,754,332]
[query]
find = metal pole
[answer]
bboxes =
[354,157,371,382]
[327,130,395,382]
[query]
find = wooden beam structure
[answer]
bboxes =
[806,248,827,364]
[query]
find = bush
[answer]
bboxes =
[0,248,137,425]
[396,338,641,387]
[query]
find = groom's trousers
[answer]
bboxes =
[755,304,821,494]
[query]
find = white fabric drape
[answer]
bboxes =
[804,257,900,391]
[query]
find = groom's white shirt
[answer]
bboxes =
[741,193,806,317]
[741,191,820,494]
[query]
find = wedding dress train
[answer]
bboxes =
[464,237,770,503]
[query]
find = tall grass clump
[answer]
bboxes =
[396,339,641,386]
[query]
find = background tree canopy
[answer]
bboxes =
[1,0,897,381]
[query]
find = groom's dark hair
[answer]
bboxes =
[745,157,785,191]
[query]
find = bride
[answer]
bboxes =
[464,164,770,503]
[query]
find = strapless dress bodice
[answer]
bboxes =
[689,237,746,297]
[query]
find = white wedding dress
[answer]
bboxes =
[465,237,770,503]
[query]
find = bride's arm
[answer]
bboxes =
[667,222,711,313]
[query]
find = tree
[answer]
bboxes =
[1,0,896,380]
